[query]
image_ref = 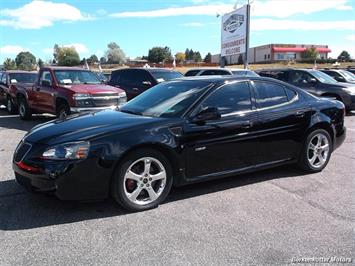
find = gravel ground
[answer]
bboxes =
[0,108,354,265]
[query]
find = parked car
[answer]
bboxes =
[0,70,38,114]
[346,67,355,75]
[16,66,127,120]
[108,68,183,100]
[184,67,258,77]
[256,68,355,112]
[320,69,355,84]
[13,76,346,211]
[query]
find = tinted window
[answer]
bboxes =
[1,73,6,84]
[185,70,200,77]
[254,82,288,108]
[322,70,339,78]
[121,70,152,85]
[9,73,37,83]
[150,70,182,82]
[120,80,211,118]
[290,71,315,84]
[201,70,231,76]
[201,82,252,114]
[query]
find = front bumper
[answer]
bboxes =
[13,157,114,201]
[70,105,118,113]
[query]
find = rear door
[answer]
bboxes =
[251,80,311,164]
[183,81,260,178]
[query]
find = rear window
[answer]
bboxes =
[150,71,182,82]
[185,70,200,77]
[200,70,231,76]
[253,81,288,108]
[9,73,37,83]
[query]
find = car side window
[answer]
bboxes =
[290,71,314,84]
[1,73,7,84]
[185,70,200,76]
[110,71,121,83]
[201,70,230,76]
[285,87,297,101]
[200,81,252,115]
[253,82,288,108]
[268,70,288,81]
[40,71,52,86]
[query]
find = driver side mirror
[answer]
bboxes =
[192,107,221,124]
[334,76,346,82]
[308,78,317,84]
[41,80,51,87]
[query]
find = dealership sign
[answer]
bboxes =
[221,5,247,56]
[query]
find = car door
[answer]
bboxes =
[182,81,260,179]
[289,70,319,95]
[34,70,56,112]
[251,80,312,164]
[0,73,7,104]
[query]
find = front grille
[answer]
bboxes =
[14,142,31,162]
[92,93,119,107]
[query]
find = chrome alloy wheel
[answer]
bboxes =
[19,102,26,117]
[307,133,330,169]
[7,98,12,112]
[123,157,167,205]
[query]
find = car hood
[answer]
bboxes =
[61,84,123,94]
[24,110,162,145]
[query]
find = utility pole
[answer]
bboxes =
[244,0,250,69]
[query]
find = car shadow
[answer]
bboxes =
[0,165,305,231]
[0,107,54,131]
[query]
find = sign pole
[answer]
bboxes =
[244,0,250,69]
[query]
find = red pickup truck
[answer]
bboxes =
[0,70,38,114]
[13,66,127,120]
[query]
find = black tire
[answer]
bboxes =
[18,97,32,120]
[57,102,70,119]
[6,96,17,114]
[112,148,173,212]
[297,129,332,173]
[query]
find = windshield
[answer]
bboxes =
[150,71,183,83]
[231,70,259,77]
[339,70,355,81]
[120,80,211,118]
[309,70,337,84]
[54,70,101,85]
[9,73,37,83]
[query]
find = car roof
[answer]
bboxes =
[112,67,179,73]
[42,66,88,71]
[176,75,277,83]
[186,67,232,72]
[256,68,319,72]
[2,70,37,74]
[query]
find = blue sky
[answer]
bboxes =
[1,0,354,63]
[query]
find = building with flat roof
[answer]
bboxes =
[212,43,331,64]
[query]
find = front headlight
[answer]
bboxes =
[343,88,355,95]
[42,141,90,160]
[119,91,127,105]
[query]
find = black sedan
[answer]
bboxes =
[13,76,346,211]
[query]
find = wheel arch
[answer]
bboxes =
[305,121,335,148]
[110,142,182,188]
[55,96,69,111]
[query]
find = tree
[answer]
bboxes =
[301,47,319,60]
[338,50,351,61]
[87,54,98,65]
[105,42,126,64]
[3,58,16,70]
[37,58,44,68]
[204,52,212,63]
[237,54,244,65]
[15,51,36,71]
[57,46,80,66]
[148,46,172,63]
[100,56,107,64]
[194,51,202,62]
[175,52,186,63]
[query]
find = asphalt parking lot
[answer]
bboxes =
[0,108,354,265]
